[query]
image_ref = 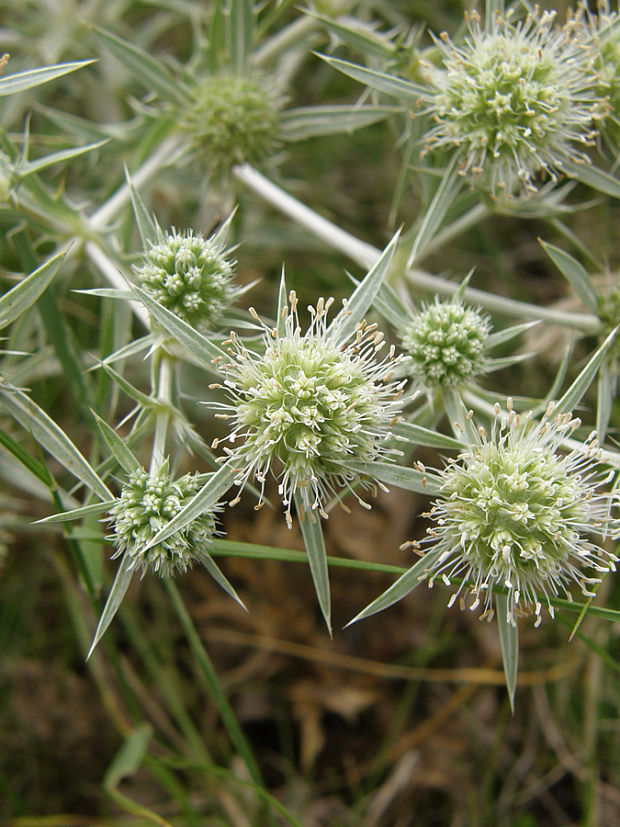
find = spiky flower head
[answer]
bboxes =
[414,401,618,626]
[577,1,620,147]
[133,228,236,333]
[109,461,220,577]
[183,73,281,174]
[211,292,407,526]
[421,8,600,194]
[400,297,490,388]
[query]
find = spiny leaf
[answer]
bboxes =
[0,59,95,96]
[0,384,112,501]
[92,411,141,475]
[279,105,395,141]
[87,554,135,658]
[539,239,599,314]
[295,490,331,634]
[496,593,519,713]
[555,328,616,416]
[345,548,443,625]
[0,247,66,331]
[329,231,400,346]
[318,54,426,101]
[143,463,235,551]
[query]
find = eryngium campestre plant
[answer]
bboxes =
[411,401,618,626]
[183,73,281,174]
[421,8,600,194]
[211,292,406,526]
[133,227,236,333]
[400,297,490,388]
[110,462,220,577]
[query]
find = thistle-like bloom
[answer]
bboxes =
[413,401,618,626]
[577,1,620,147]
[134,228,236,332]
[183,73,282,173]
[110,462,220,577]
[400,297,490,388]
[211,292,407,526]
[422,8,600,194]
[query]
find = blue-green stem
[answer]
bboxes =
[150,351,174,473]
[234,164,601,334]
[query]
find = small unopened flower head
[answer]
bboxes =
[418,401,618,626]
[134,228,236,332]
[422,9,599,194]
[400,297,490,388]
[184,73,281,173]
[212,293,407,526]
[109,462,220,577]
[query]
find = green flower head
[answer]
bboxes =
[400,297,490,388]
[133,227,236,333]
[183,73,282,174]
[578,1,620,147]
[417,401,618,626]
[422,8,600,194]
[110,462,220,577]
[211,292,407,526]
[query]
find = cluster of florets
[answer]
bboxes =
[411,401,618,626]
[400,298,490,388]
[578,1,620,146]
[421,8,600,194]
[211,293,407,526]
[134,228,235,332]
[184,73,281,173]
[109,463,219,577]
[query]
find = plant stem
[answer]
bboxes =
[150,352,174,474]
[235,164,602,333]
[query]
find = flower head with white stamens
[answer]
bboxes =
[211,291,408,526]
[413,401,618,626]
[421,8,600,194]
